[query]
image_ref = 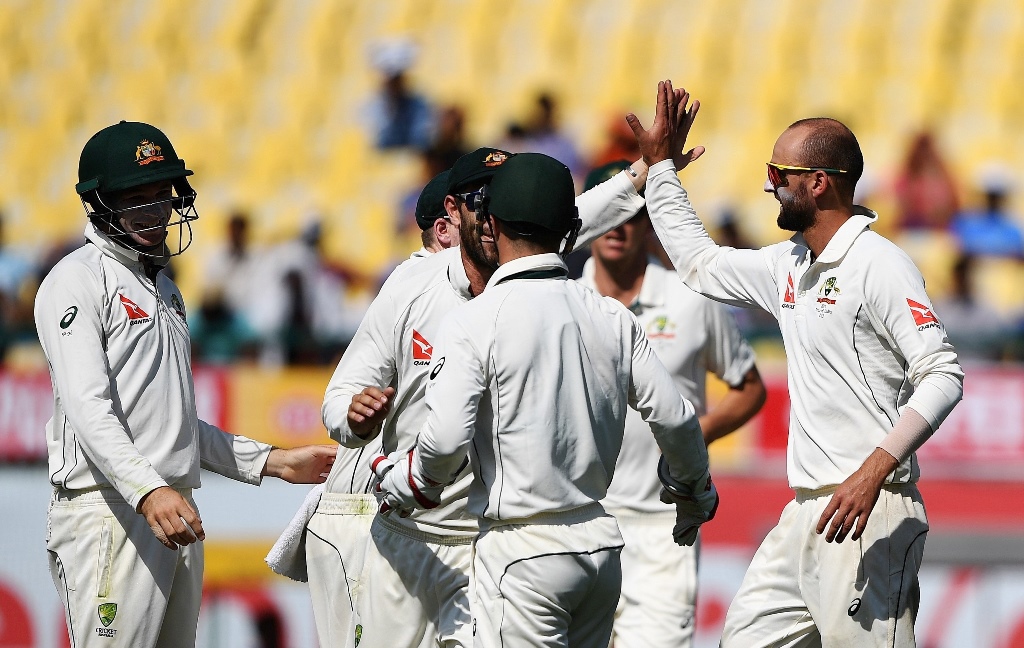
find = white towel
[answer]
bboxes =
[265,482,325,582]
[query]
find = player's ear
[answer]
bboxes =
[444,195,461,226]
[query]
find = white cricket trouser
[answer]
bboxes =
[473,506,624,648]
[610,509,698,648]
[721,483,928,648]
[353,513,474,648]
[47,487,203,648]
[305,493,377,648]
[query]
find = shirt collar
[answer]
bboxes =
[580,256,664,309]
[487,253,568,289]
[792,206,878,265]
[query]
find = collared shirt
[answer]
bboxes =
[322,171,647,536]
[411,253,709,527]
[35,223,272,510]
[645,160,964,491]
[578,259,756,513]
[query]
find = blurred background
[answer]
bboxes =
[1,0,1023,646]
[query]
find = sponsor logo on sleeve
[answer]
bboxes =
[907,299,940,330]
[60,306,78,329]
[412,329,433,365]
[430,357,445,379]
[782,273,797,309]
[119,294,152,326]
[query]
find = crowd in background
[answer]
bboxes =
[0,44,1021,370]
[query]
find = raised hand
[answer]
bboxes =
[671,87,705,171]
[626,80,677,167]
[626,80,705,171]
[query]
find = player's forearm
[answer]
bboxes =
[699,368,767,445]
[197,419,274,484]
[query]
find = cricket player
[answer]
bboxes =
[628,81,964,647]
[35,120,336,648]
[578,161,767,648]
[375,152,719,648]
[302,168,455,647]
[322,143,660,648]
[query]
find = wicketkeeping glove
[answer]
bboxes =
[657,456,719,547]
[370,450,443,517]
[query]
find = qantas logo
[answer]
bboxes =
[119,294,152,325]
[412,330,433,365]
[907,299,939,330]
[782,274,796,309]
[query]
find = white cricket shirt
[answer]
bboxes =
[411,253,710,528]
[35,223,272,511]
[578,259,756,513]
[322,172,647,535]
[645,160,964,491]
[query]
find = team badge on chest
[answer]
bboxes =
[815,276,841,318]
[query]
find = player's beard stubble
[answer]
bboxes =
[776,183,817,233]
[461,211,499,271]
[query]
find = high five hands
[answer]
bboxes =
[627,80,706,170]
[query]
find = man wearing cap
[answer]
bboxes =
[34,121,337,648]
[415,169,459,256]
[320,141,670,648]
[375,153,719,648]
[294,169,458,648]
[578,160,766,648]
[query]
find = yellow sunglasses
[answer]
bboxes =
[766,162,848,189]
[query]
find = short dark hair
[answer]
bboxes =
[788,118,863,201]
[420,226,438,249]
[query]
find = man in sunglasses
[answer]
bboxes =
[318,141,665,647]
[374,152,718,648]
[629,81,964,647]
[34,121,337,648]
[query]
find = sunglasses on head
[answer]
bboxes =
[454,190,486,212]
[766,163,848,189]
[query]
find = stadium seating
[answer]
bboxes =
[0,0,1022,303]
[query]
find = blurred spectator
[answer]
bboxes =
[934,254,1009,361]
[501,92,583,178]
[590,114,641,168]
[712,206,756,250]
[204,210,259,324]
[249,218,366,365]
[950,164,1024,258]
[366,38,434,151]
[0,212,36,359]
[893,131,959,230]
[188,291,259,364]
[425,105,469,175]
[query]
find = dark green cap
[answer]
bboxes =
[487,153,576,233]
[415,169,452,230]
[447,147,514,194]
[584,159,635,192]
[76,121,193,195]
